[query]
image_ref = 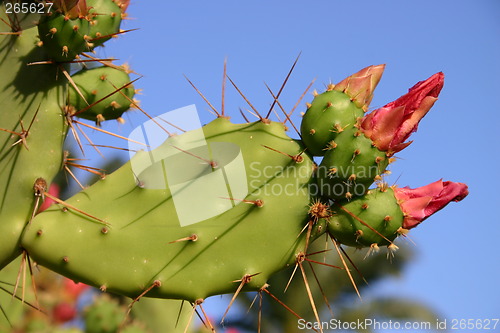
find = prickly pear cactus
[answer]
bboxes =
[0,0,469,330]
[0,11,67,269]
[316,126,389,200]
[68,66,135,124]
[23,118,321,301]
[37,10,91,62]
[300,65,384,157]
[87,0,124,47]
[327,187,403,248]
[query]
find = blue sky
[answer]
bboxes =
[81,0,499,329]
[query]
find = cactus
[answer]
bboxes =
[37,9,91,62]
[309,69,444,201]
[300,65,385,157]
[327,187,404,248]
[86,0,124,48]
[68,65,135,124]
[37,0,125,62]
[0,0,469,330]
[326,179,468,250]
[83,295,125,333]
[22,118,321,301]
[0,11,67,269]
[315,126,389,200]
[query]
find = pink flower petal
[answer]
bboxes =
[361,72,444,154]
[394,180,469,229]
[334,64,386,108]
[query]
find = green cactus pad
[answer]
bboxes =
[87,0,123,47]
[300,89,364,156]
[23,118,322,301]
[0,15,67,269]
[37,11,91,62]
[316,127,389,200]
[68,66,135,123]
[120,323,149,333]
[328,188,403,247]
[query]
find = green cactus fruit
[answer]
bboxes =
[87,0,123,47]
[84,295,124,333]
[0,14,67,269]
[316,127,389,200]
[23,118,323,302]
[300,89,364,156]
[300,65,385,157]
[37,11,91,62]
[68,66,135,124]
[328,187,403,248]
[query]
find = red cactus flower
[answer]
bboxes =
[52,0,89,18]
[64,278,90,299]
[360,72,444,155]
[53,302,77,323]
[393,180,469,230]
[224,329,241,333]
[115,0,130,12]
[333,64,386,109]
